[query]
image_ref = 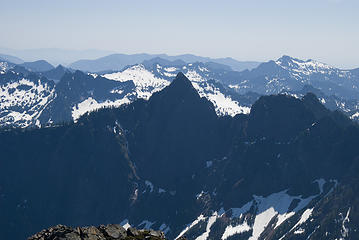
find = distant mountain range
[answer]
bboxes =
[1,73,359,240]
[1,55,359,128]
[0,53,24,64]
[0,48,115,66]
[0,49,261,71]
[69,53,260,72]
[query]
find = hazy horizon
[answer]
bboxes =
[1,0,358,68]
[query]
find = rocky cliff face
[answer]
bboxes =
[28,224,172,240]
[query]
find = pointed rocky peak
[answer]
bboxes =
[147,71,216,117]
[165,72,198,96]
[173,72,191,84]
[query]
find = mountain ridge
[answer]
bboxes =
[1,55,359,129]
[69,53,261,72]
[1,73,359,239]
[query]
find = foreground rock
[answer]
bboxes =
[27,224,175,240]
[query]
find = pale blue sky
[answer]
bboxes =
[0,0,358,68]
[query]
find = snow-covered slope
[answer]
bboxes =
[0,72,55,128]
[103,63,250,116]
[118,178,347,240]
[166,179,335,240]
[0,60,251,127]
[103,57,359,118]
[103,64,170,100]
[275,56,335,76]
[72,96,131,121]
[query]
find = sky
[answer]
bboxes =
[0,0,358,68]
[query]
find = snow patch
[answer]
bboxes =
[294,228,305,234]
[341,207,351,238]
[176,215,206,239]
[196,191,207,200]
[221,221,251,240]
[191,81,250,116]
[71,97,130,121]
[164,67,177,72]
[185,70,206,82]
[120,219,131,230]
[103,64,170,100]
[0,62,9,74]
[290,208,313,232]
[196,212,218,240]
[350,112,359,120]
[104,64,249,117]
[0,78,55,127]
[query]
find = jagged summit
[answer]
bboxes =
[174,71,190,82]
[144,71,218,119]
[154,72,202,102]
[171,72,194,88]
[145,72,218,123]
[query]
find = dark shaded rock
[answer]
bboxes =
[148,230,164,238]
[103,224,126,239]
[28,224,168,240]
[63,232,82,240]
[82,226,106,240]
[126,227,139,237]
